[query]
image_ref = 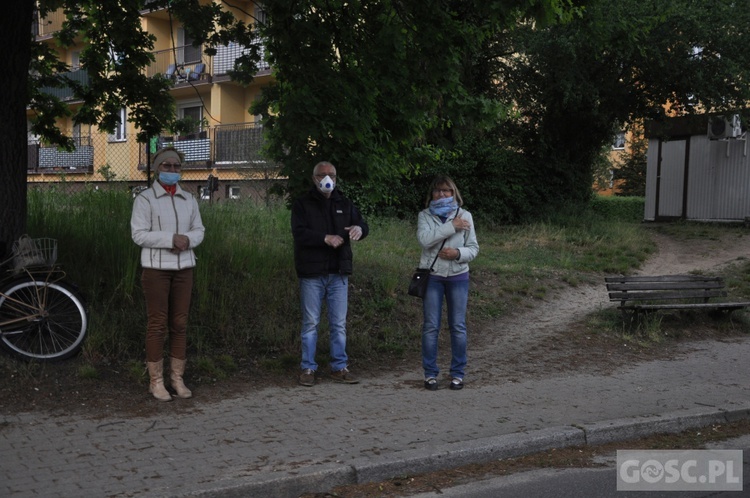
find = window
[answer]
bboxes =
[27,120,40,144]
[612,131,625,150]
[108,108,127,142]
[178,103,203,134]
[254,6,267,27]
[199,186,211,201]
[177,28,201,64]
[228,186,241,199]
[71,51,80,70]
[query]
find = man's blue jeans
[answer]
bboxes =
[299,274,349,372]
[422,277,469,380]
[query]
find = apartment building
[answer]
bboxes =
[27,1,277,202]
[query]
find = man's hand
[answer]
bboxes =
[325,234,345,248]
[345,225,363,241]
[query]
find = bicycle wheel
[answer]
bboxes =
[0,277,88,361]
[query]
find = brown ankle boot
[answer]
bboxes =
[170,357,192,399]
[147,360,172,402]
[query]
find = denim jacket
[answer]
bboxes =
[416,207,479,277]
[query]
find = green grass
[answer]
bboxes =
[23,188,747,375]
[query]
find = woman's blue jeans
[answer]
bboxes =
[422,277,469,380]
[299,274,349,372]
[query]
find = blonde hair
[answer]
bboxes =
[425,175,463,207]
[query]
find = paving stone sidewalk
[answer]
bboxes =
[2,337,749,497]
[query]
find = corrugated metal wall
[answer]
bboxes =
[645,134,750,221]
[708,138,750,220]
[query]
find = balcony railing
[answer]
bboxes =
[28,136,94,173]
[37,69,89,102]
[34,9,66,38]
[147,39,270,82]
[138,122,272,171]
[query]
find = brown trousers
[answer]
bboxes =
[141,267,194,362]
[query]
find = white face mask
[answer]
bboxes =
[317,175,335,194]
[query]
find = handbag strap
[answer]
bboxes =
[428,207,460,271]
[428,240,446,271]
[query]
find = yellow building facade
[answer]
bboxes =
[28,1,276,202]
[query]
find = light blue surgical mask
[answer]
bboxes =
[159,172,181,186]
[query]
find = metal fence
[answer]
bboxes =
[27,124,284,204]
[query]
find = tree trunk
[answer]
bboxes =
[0,2,34,259]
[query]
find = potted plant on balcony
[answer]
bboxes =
[170,117,201,141]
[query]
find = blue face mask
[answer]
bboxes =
[159,172,181,186]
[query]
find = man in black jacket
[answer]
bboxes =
[291,161,369,387]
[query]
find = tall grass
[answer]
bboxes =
[25,188,656,370]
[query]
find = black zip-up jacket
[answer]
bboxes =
[291,186,369,278]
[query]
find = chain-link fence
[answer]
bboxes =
[27,123,284,204]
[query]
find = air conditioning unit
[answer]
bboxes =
[708,114,742,139]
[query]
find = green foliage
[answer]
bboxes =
[494,0,750,218]
[590,195,645,223]
[254,0,585,202]
[24,191,657,368]
[613,133,648,197]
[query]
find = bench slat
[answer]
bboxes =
[609,290,727,301]
[624,302,750,311]
[605,274,748,313]
[607,281,725,291]
[605,275,722,283]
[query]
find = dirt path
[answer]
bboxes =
[469,230,750,384]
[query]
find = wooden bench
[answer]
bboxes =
[605,274,750,313]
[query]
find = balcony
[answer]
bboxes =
[140,122,272,171]
[28,136,94,174]
[37,69,89,102]
[34,9,66,38]
[147,40,270,82]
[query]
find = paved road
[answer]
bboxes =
[409,435,750,497]
[2,337,750,497]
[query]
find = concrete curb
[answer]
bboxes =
[188,405,750,498]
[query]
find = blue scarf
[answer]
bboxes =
[429,197,458,218]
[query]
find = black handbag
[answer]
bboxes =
[408,240,446,298]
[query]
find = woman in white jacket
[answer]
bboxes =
[417,176,479,391]
[131,147,205,401]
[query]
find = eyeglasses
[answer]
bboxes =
[314,174,336,179]
[160,162,182,171]
[433,188,453,195]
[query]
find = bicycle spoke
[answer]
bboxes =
[0,279,87,361]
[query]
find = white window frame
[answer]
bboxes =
[177,100,204,134]
[228,186,241,199]
[108,108,127,142]
[612,131,625,150]
[177,28,201,65]
[71,50,81,70]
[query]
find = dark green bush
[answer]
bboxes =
[590,195,645,222]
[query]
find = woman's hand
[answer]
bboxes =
[172,234,190,253]
[438,247,461,260]
[452,213,471,231]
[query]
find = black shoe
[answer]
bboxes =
[424,377,438,390]
[449,377,464,390]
